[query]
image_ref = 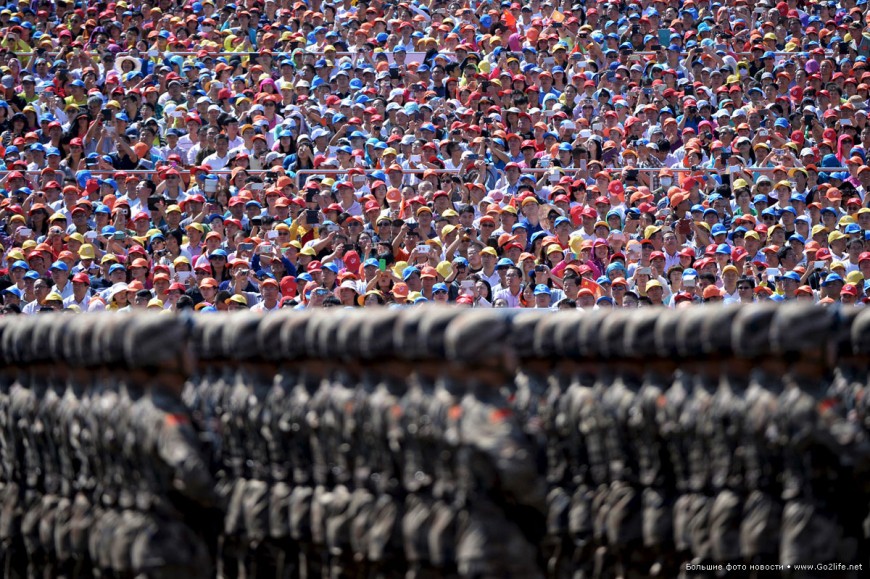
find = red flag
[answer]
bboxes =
[581,277,604,298]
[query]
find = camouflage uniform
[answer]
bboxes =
[730,304,784,571]
[702,307,749,570]
[124,314,217,579]
[446,310,547,579]
[393,308,457,579]
[674,308,718,573]
[770,306,868,577]
[598,311,646,578]
[627,309,679,578]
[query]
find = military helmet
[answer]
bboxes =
[851,307,870,355]
[732,302,778,359]
[551,312,583,359]
[654,307,681,359]
[418,306,465,359]
[623,307,660,359]
[257,311,289,361]
[770,303,834,355]
[700,305,743,356]
[675,306,709,359]
[599,310,630,360]
[279,311,314,359]
[223,311,263,361]
[577,310,608,358]
[511,310,549,358]
[359,309,402,361]
[123,314,190,369]
[445,310,511,364]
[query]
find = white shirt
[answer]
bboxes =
[493,287,522,308]
[202,152,231,171]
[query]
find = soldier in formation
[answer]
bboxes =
[0,305,869,579]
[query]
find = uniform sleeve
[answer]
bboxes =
[467,402,548,514]
[157,413,218,508]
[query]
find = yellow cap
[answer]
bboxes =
[435,261,453,279]
[828,231,846,243]
[78,244,95,259]
[45,291,63,302]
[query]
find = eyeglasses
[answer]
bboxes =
[433,289,448,295]
[737,286,752,291]
[612,286,626,292]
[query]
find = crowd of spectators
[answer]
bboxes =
[2,0,870,312]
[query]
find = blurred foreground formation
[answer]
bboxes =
[0,305,869,579]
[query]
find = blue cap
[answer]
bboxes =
[596,276,612,286]
[788,234,806,245]
[322,263,339,274]
[364,258,379,268]
[782,271,802,282]
[2,286,22,299]
[496,257,514,269]
[774,118,790,129]
[10,260,27,270]
[715,243,732,255]
[533,284,551,296]
[432,282,448,293]
[109,264,126,274]
[24,270,39,280]
[50,260,68,272]
[822,273,844,286]
[209,249,228,259]
[711,223,728,236]
[402,266,421,281]
[845,223,862,234]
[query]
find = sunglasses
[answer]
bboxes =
[737,286,752,290]
[433,289,448,295]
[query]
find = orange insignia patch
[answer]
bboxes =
[490,408,512,422]
[391,404,403,418]
[165,413,190,427]
[448,405,462,420]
